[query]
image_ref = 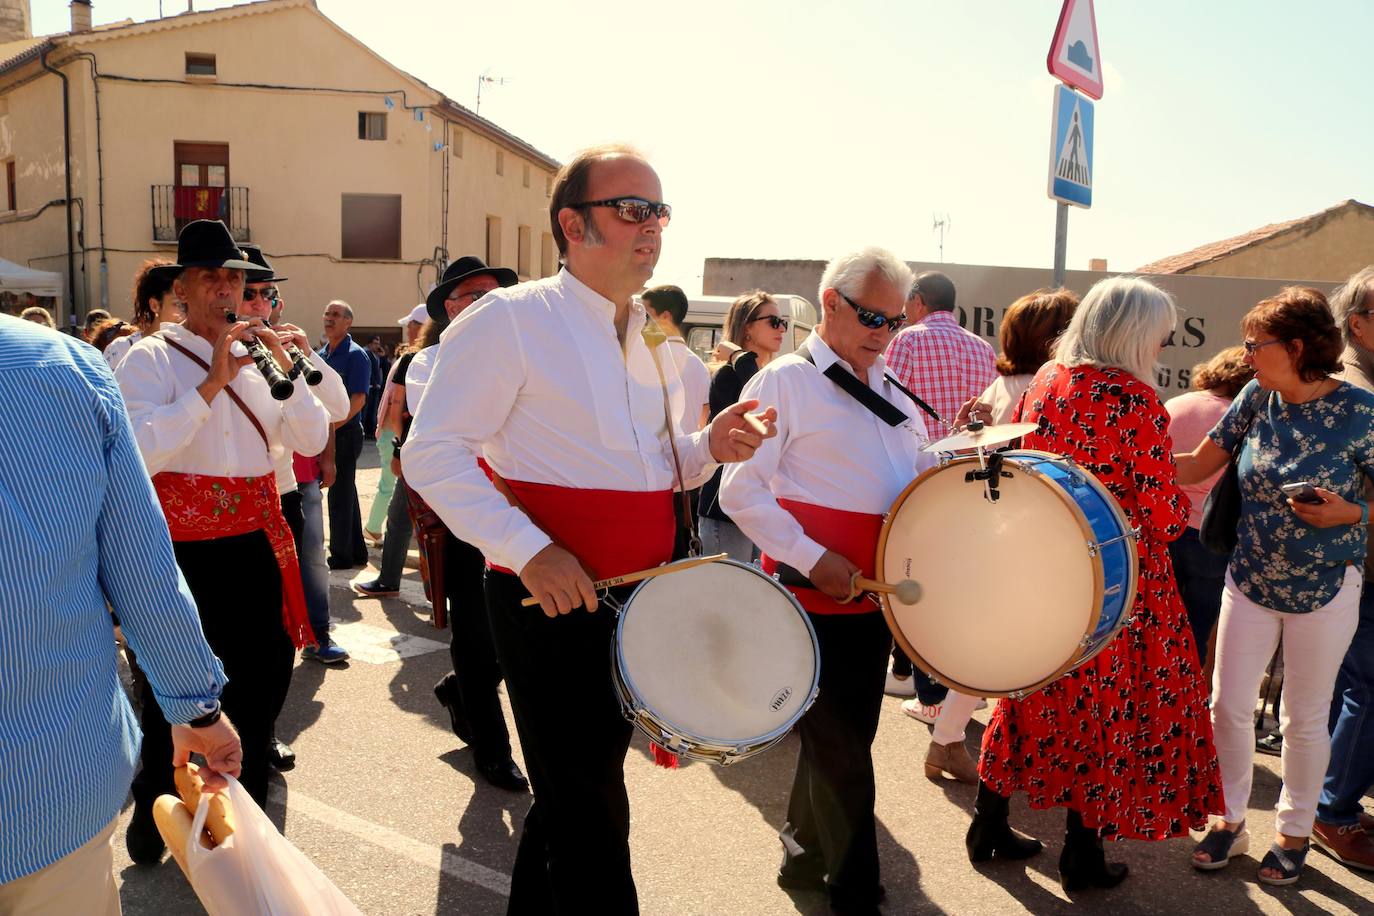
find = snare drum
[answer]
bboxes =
[612,559,820,765]
[878,450,1139,698]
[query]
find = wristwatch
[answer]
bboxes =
[187,704,222,728]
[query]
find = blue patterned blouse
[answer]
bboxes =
[1210,378,1374,613]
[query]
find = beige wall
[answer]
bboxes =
[0,0,558,337]
[1183,207,1374,281]
[704,258,1338,400]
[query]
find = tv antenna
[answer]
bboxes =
[476,69,510,116]
[932,214,951,263]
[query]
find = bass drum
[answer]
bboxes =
[878,450,1138,698]
[612,559,820,765]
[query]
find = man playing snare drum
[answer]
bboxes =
[403,144,775,915]
[720,247,935,914]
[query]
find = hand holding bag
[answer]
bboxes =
[1199,390,1261,556]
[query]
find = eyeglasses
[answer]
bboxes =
[839,292,906,333]
[448,286,497,302]
[749,314,790,331]
[243,288,278,303]
[573,197,672,227]
[1243,338,1284,355]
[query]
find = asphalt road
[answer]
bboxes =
[111,452,1374,915]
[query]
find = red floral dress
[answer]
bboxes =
[977,364,1224,840]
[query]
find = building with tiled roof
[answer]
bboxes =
[1136,199,1374,281]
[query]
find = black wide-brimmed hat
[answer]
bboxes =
[426,256,518,323]
[239,244,288,284]
[159,220,260,274]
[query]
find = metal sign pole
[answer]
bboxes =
[1053,202,1068,287]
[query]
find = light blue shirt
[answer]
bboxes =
[0,316,226,883]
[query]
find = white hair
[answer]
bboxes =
[818,247,914,305]
[1054,276,1176,383]
[1330,266,1374,345]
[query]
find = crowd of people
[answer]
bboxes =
[2,142,1373,916]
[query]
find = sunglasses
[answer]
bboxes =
[574,196,672,227]
[749,314,790,331]
[243,288,279,303]
[1243,338,1284,354]
[839,292,906,333]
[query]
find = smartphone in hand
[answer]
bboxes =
[1281,481,1325,505]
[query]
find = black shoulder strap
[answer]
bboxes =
[795,340,944,428]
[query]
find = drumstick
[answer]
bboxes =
[851,575,923,605]
[519,553,729,606]
[742,411,769,435]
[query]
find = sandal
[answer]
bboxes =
[1192,825,1250,871]
[1258,841,1309,887]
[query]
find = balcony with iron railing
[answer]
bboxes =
[151,185,250,243]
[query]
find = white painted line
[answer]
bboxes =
[329,621,448,664]
[268,785,511,898]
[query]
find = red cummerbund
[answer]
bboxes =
[762,498,884,615]
[486,476,675,580]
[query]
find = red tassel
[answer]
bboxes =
[652,742,680,769]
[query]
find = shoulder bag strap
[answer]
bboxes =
[157,333,271,453]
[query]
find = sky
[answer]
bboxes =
[33,0,1374,294]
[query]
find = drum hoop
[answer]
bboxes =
[612,558,822,753]
[875,449,1134,698]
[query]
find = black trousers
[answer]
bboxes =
[781,610,892,910]
[484,571,637,916]
[890,643,950,706]
[327,423,367,566]
[131,531,296,809]
[437,535,511,768]
[281,489,304,545]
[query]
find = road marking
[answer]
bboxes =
[329,621,448,664]
[269,785,511,898]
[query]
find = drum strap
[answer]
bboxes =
[794,341,945,429]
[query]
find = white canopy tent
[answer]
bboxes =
[0,258,63,298]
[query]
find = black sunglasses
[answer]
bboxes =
[243,287,278,303]
[574,196,672,227]
[749,314,790,331]
[839,291,906,332]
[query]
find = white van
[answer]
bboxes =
[675,294,819,364]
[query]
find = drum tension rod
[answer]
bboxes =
[965,450,1013,502]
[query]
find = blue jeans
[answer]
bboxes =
[299,480,332,642]
[1317,583,1374,825]
[1168,526,1229,656]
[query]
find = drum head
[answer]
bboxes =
[880,458,1099,696]
[617,561,817,745]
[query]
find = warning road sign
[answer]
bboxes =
[1048,84,1093,208]
[1047,0,1103,100]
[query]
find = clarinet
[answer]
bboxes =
[225,311,295,400]
[273,323,323,386]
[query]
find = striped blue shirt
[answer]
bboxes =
[0,316,226,883]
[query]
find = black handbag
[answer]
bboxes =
[1198,392,1261,556]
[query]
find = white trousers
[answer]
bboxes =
[1211,567,1362,836]
[932,689,983,745]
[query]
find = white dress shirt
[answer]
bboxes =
[665,336,710,435]
[103,330,141,370]
[404,345,434,412]
[720,331,934,575]
[404,269,718,574]
[270,349,350,494]
[117,323,330,480]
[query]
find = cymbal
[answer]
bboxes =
[922,422,1038,453]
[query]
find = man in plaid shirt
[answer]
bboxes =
[884,271,997,427]
[882,271,997,732]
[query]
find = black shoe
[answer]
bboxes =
[477,758,529,792]
[776,867,827,893]
[434,676,473,744]
[1058,844,1129,891]
[967,815,1043,862]
[126,802,165,865]
[1256,729,1283,757]
[267,737,296,771]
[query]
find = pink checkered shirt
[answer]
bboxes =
[884,311,997,429]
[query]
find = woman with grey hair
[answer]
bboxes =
[971,277,1223,891]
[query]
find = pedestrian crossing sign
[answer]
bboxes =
[1048,83,1093,208]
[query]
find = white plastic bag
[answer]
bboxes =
[185,776,364,916]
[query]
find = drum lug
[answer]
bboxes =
[1087,526,1141,557]
[1008,689,1027,701]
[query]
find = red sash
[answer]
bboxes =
[761,498,884,615]
[153,472,316,648]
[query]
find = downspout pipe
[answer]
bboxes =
[40,46,78,332]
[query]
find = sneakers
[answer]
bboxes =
[301,641,349,665]
[901,698,942,725]
[884,669,917,698]
[351,578,399,598]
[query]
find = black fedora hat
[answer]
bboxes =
[426,256,518,323]
[238,244,288,284]
[161,220,260,273]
